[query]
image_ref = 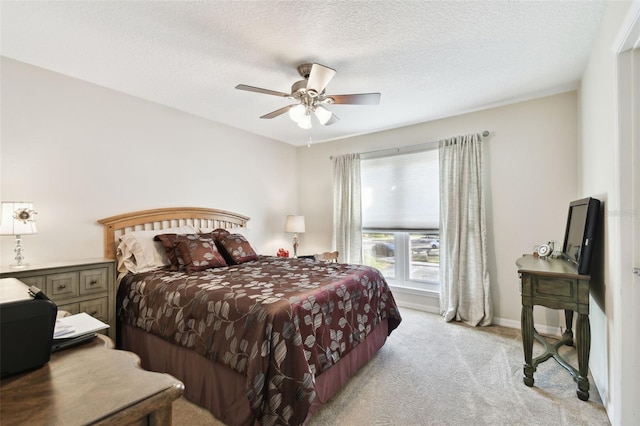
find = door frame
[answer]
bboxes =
[614,3,639,424]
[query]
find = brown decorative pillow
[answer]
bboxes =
[154,234,183,271]
[217,233,258,265]
[175,234,228,272]
[209,228,231,241]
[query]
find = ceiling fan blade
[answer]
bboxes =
[328,93,381,105]
[306,64,336,93]
[235,84,290,98]
[260,105,295,119]
[324,113,340,126]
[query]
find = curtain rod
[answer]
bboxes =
[329,130,490,160]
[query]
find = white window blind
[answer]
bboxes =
[361,149,439,230]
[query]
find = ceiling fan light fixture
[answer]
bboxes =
[288,104,306,122]
[314,105,332,125]
[297,113,312,129]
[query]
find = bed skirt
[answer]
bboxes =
[120,320,389,425]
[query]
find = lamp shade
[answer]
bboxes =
[288,104,306,122]
[314,105,332,125]
[0,202,38,235]
[285,215,305,233]
[297,113,312,130]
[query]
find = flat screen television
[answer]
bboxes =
[562,197,600,275]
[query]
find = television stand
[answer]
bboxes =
[516,254,591,401]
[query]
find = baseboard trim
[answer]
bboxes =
[492,316,563,337]
[396,300,563,337]
[396,300,440,315]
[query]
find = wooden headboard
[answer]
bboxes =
[97,207,250,260]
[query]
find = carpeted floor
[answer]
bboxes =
[172,308,610,425]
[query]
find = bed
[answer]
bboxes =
[98,207,401,426]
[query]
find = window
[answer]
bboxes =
[361,148,439,292]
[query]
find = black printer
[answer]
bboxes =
[0,278,57,378]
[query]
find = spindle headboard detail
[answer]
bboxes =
[97,207,250,259]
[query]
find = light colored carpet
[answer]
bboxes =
[172,308,609,425]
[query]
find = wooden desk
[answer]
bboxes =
[0,335,184,425]
[516,254,591,401]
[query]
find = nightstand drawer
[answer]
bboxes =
[47,272,80,300]
[80,268,108,295]
[58,299,107,323]
[532,276,576,301]
[79,298,108,322]
[520,270,589,314]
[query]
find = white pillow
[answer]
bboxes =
[116,225,198,274]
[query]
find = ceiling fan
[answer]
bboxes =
[235,63,381,129]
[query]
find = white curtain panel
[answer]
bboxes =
[439,133,493,326]
[332,154,363,264]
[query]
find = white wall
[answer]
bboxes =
[297,92,579,329]
[579,1,638,424]
[0,57,298,263]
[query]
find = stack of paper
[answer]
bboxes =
[51,313,110,352]
[52,312,109,340]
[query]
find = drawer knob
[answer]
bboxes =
[90,280,98,285]
[58,284,66,290]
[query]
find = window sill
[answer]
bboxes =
[387,284,439,299]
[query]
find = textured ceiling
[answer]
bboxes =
[0,1,606,146]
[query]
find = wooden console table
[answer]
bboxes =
[516,254,591,401]
[0,334,184,425]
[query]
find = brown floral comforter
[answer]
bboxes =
[117,256,401,425]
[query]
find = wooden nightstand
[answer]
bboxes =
[0,258,116,341]
[0,334,184,425]
[516,254,591,401]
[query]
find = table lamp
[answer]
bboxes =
[285,215,305,258]
[0,201,38,268]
